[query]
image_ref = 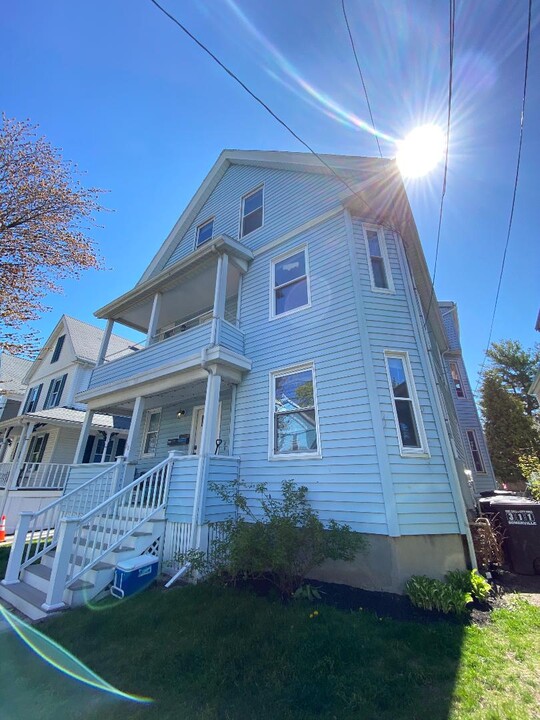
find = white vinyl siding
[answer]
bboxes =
[270,246,310,319]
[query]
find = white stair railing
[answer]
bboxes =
[42,457,173,610]
[16,462,71,490]
[2,459,125,585]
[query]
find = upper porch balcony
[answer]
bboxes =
[77,235,253,408]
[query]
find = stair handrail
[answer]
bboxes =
[54,456,173,596]
[18,460,124,571]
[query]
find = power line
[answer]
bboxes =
[340,0,383,158]
[147,0,392,225]
[423,0,456,330]
[475,0,533,393]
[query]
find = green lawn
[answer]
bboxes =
[1,576,539,720]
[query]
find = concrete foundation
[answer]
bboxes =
[309,533,469,594]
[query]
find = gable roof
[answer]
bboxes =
[139,149,394,283]
[0,353,33,397]
[23,315,141,384]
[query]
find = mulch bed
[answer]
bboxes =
[225,573,497,625]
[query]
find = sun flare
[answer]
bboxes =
[396,124,446,178]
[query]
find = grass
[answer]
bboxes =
[0,579,539,720]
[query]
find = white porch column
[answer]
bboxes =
[210,253,229,345]
[73,409,95,464]
[124,396,146,463]
[145,292,162,347]
[96,319,114,367]
[101,430,114,463]
[191,370,222,546]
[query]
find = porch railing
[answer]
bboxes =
[0,463,12,489]
[42,456,173,609]
[3,460,124,582]
[16,462,71,490]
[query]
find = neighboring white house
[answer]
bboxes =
[0,353,32,429]
[2,151,483,618]
[438,302,497,494]
[0,315,137,533]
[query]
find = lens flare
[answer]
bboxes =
[396,124,446,178]
[0,604,152,704]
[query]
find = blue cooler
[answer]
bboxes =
[110,555,159,598]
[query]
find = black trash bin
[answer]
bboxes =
[478,495,540,575]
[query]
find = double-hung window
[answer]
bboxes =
[142,409,161,456]
[196,218,214,247]
[271,247,310,318]
[466,430,485,473]
[364,225,393,292]
[25,434,49,464]
[384,352,428,455]
[449,362,465,398]
[271,364,320,458]
[44,374,67,409]
[23,384,43,413]
[241,187,263,237]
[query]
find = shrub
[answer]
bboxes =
[445,569,492,603]
[405,575,472,615]
[207,479,367,597]
[518,454,540,501]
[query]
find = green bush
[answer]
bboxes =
[207,479,367,597]
[445,569,492,602]
[405,575,472,615]
[518,454,540,501]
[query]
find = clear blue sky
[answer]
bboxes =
[3,0,539,387]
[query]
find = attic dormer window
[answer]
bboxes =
[51,334,65,363]
[240,186,263,237]
[196,218,214,247]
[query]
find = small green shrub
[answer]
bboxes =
[406,574,473,615]
[292,583,324,602]
[445,568,492,602]
[518,454,540,500]
[207,479,368,597]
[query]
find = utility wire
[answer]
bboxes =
[341,0,383,158]
[147,0,392,225]
[423,0,456,331]
[475,0,533,393]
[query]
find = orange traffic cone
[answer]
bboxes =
[0,515,6,542]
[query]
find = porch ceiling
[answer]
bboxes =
[96,235,251,333]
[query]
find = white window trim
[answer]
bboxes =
[363,223,395,294]
[141,408,162,458]
[449,360,466,399]
[268,361,322,461]
[384,350,430,458]
[239,184,264,238]
[466,429,486,474]
[269,244,312,321]
[195,216,215,249]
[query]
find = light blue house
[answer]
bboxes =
[2,150,485,617]
[438,302,497,494]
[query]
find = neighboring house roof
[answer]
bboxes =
[0,406,130,431]
[22,315,141,384]
[0,352,33,397]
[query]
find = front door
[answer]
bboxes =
[190,403,222,455]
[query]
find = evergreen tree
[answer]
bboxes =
[480,371,540,489]
[486,340,540,416]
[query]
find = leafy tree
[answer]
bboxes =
[486,340,540,416]
[480,371,540,489]
[0,115,105,355]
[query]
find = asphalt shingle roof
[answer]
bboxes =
[0,353,33,396]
